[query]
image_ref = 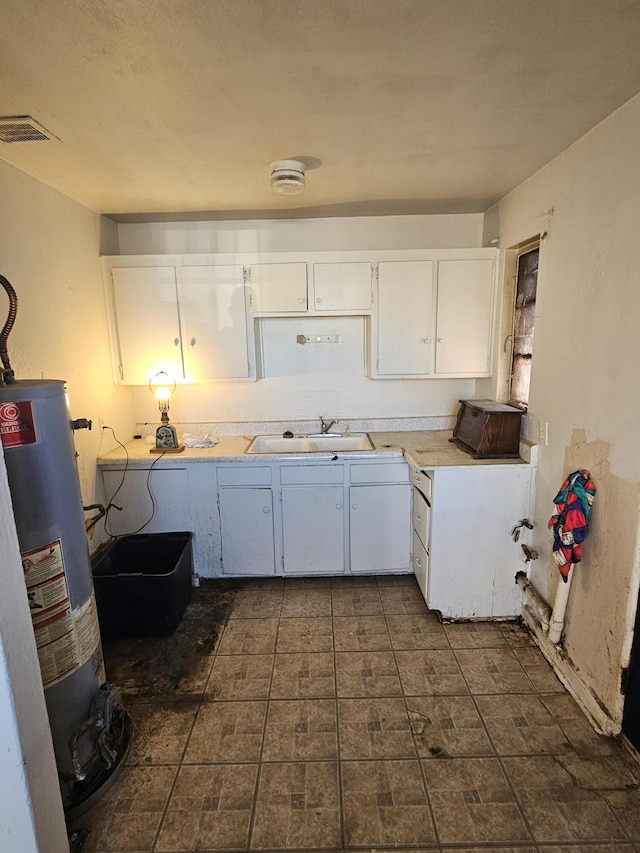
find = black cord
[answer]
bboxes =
[102,427,165,537]
[125,451,165,535]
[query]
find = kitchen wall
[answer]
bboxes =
[116,213,484,255]
[117,213,485,426]
[0,158,135,500]
[484,91,640,729]
[0,157,138,848]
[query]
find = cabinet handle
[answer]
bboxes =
[190,337,196,347]
[352,503,357,509]
[416,514,422,521]
[316,297,321,303]
[416,558,422,568]
[262,506,270,513]
[174,338,180,346]
[336,503,342,510]
[297,297,305,304]
[422,338,431,344]
[437,337,443,343]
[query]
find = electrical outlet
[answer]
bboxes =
[98,417,105,431]
[296,334,341,344]
[539,422,548,445]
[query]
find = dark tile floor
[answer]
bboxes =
[75,575,640,853]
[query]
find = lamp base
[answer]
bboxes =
[150,444,184,454]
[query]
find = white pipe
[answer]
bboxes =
[515,572,551,632]
[548,569,574,644]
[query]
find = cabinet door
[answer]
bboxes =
[219,487,275,575]
[313,262,372,312]
[350,484,411,573]
[180,265,249,380]
[111,266,183,383]
[429,466,530,618]
[376,261,435,375]
[250,263,307,313]
[435,259,494,375]
[282,485,344,574]
[101,468,190,535]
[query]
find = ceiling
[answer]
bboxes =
[1,0,640,221]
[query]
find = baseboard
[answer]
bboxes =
[521,605,620,737]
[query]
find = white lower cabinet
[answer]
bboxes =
[350,484,411,572]
[422,465,531,618]
[218,487,275,575]
[101,467,191,535]
[282,485,345,574]
[99,455,532,610]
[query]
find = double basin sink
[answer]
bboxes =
[246,432,374,454]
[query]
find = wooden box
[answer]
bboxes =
[451,399,523,458]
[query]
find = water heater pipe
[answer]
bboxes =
[515,569,574,645]
[515,571,551,632]
[548,570,574,644]
[0,273,17,384]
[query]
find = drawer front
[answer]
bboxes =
[280,465,344,485]
[412,487,431,551]
[217,466,272,486]
[412,529,429,601]
[350,462,409,484]
[413,469,433,500]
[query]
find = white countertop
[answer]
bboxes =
[98,430,534,469]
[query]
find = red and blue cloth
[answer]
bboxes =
[548,469,596,582]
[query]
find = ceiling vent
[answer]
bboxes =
[270,159,306,195]
[0,116,59,143]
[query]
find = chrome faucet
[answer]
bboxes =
[319,416,337,434]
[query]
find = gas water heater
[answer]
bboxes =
[0,275,130,815]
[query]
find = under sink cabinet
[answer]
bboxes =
[217,459,412,577]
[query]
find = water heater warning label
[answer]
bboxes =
[0,400,37,447]
[23,539,102,688]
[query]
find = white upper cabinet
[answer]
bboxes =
[435,259,494,375]
[249,258,372,315]
[104,256,257,384]
[104,248,497,383]
[180,265,249,381]
[249,263,308,313]
[111,266,184,384]
[371,249,497,379]
[376,260,435,375]
[312,262,372,312]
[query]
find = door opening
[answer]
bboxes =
[509,244,539,409]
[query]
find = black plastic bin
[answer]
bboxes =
[92,532,193,639]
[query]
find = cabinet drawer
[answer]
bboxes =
[350,462,409,484]
[280,465,344,485]
[412,529,429,601]
[412,487,431,551]
[413,469,433,500]
[217,466,272,486]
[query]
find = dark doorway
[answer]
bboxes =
[622,590,640,749]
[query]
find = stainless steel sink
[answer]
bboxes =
[245,433,374,454]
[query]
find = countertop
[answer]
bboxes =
[98,430,534,469]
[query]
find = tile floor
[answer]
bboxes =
[74,575,640,853]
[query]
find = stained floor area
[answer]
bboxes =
[73,575,640,853]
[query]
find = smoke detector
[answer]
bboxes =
[270,159,306,195]
[0,116,59,143]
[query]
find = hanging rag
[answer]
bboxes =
[547,469,596,582]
